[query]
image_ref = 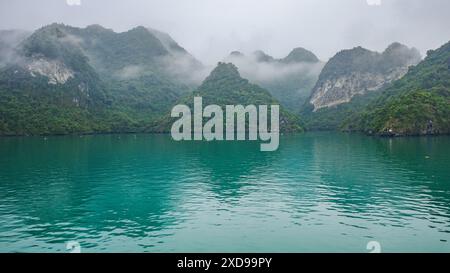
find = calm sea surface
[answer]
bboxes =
[0,132,449,252]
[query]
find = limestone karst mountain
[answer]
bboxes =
[309,43,421,111]
[0,23,205,135]
[345,41,450,136]
[150,62,303,133]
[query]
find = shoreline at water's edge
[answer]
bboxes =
[1,130,449,138]
[0,131,171,138]
[342,129,450,138]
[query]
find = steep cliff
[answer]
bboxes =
[309,43,421,111]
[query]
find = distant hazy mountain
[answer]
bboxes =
[309,43,421,111]
[150,62,303,133]
[0,23,205,135]
[225,48,324,111]
[252,50,276,63]
[280,47,320,64]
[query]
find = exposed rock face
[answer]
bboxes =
[310,67,408,109]
[309,43,421,111]
[345,41,450,136]
[0,23,206,136]
[27,58,74,85]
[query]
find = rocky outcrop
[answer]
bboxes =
[309,43,421,111]
[310,67,408,109]
[27,57,74,85]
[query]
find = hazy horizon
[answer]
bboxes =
[1,0,449,64]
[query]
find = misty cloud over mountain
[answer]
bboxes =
[224,49,324,110]
[1,0,449,64]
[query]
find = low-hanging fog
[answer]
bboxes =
[225,53,324,85]
[0,0,449,65]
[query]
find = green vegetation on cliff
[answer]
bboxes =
[0,23,204,136]
[346,41,450,135]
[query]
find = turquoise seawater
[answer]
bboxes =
[0,132,449,253]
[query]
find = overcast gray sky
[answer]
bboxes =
[1,0,449,64]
